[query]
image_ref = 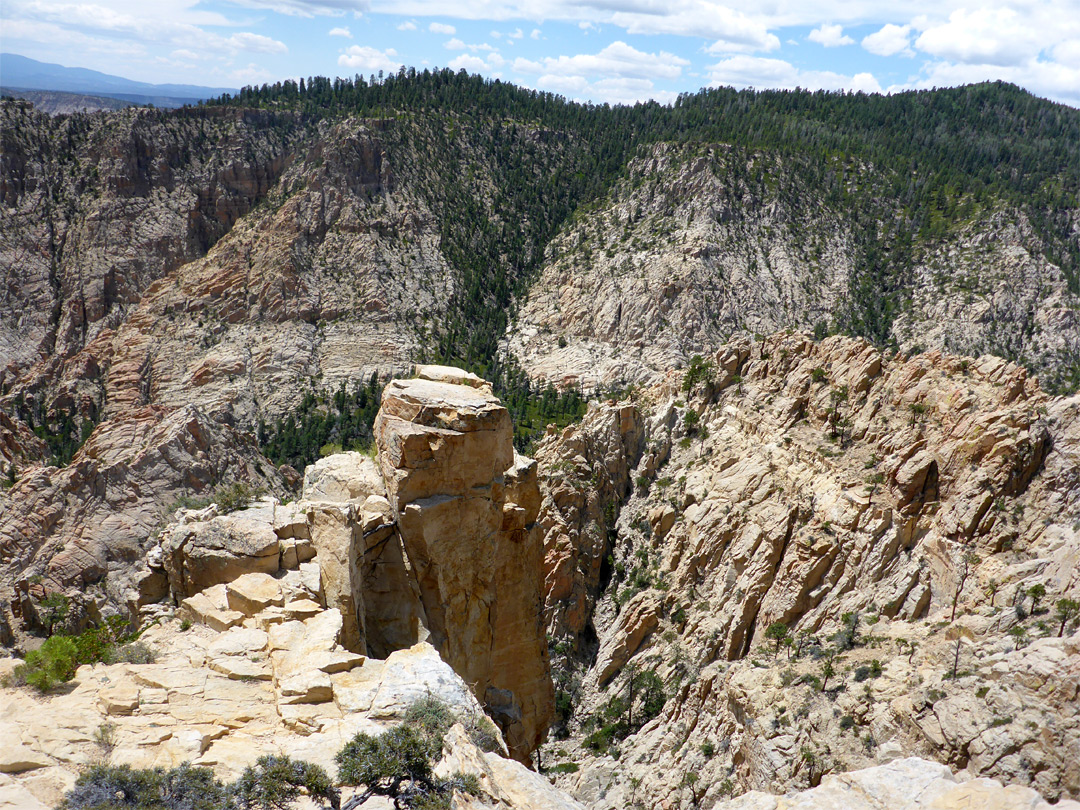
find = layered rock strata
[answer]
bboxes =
[374,365,554,760]
[0,405,281,640]
[536,334,1080,806]
[0,586,578,810]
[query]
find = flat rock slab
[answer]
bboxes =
[0,747,52,774]
[226,573,285,616]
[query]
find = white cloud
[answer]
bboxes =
[171,48,199,60]
[329,26,352,37]
[528,73,676,105]
[707,55,881,94]
[513,41,689,81]
[449,54,487,72]
[221,0,367,16]
[397,20,417,30]
[618,3,778,54]
[579,21,597,31]
[491,30,501,38]
[337,44,402,72]
[227,32,288,54]
[429,21,456,34]
[808,24,853,48]
[509,27,523,38]
[445,38,494,52]
[914,8,1043,67]
[895,57,1080,107]
[531,28,541,40]
[862,24,912,58]
[1055,39,1080,68]
[231,63,274,83]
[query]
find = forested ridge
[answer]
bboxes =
[208,72,1080,464]
[216,73,1077,342]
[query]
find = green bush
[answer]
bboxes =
[60,763,228,810]
[463,714,503,754]
[230,755,338,809]
[15,635,78,693]
[336,724,438,804]
[214,482,266,514]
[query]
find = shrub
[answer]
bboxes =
[38,592,70,635]
[214,482,266,514]
[16,635,78,693]
[549,762,579,774]
[403,693,455,741]
[106,642,156,665]
[463,714,502,754]
[230,755,338,810]
[336,724,439,805]
[60,763,228,810]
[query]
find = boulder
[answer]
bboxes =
[302,453,385,503]
[225,573,285,616]
[161,515,280,598]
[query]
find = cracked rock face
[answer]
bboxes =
[536,333,1080,807]
[375,366,554,762]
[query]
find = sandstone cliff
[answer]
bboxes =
[510,143,1080,394]
[535,334,1080,807]
[374,366,554,759]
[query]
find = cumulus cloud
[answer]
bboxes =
[445,37,466,50]
[914,8,1043,67]
[449,54,488,72]
[527,73,677,105]
[514,41,689,82]
[429,21,456,34]
[896,57,1080,108]
[397,20,417,30]
[329,26,352,37]
[862,24,913,58]
[618,3,778,54]
[531,28,541,40]
[227,32,288,54]
[708,55,881,94]
[808,24,853,48]
[225,0,367,16]
[337,44,402,72]
[231,62,274,83]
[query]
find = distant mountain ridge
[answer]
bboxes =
[0,53,235,107]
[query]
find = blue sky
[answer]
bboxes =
[3,0,1079,107]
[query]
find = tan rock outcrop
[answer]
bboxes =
[162,510,281,598]
[715,758,1080,810]
[0,595,578,810]
[538,334,1080,806]
[0,405,281,640]
[374,370,553,761]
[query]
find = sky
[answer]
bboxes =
[2,0,1080,108]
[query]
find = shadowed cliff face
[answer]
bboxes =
[534,333,1080,806]
[0,103,303,389]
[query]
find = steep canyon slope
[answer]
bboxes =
[534,333,1080,807]
[0,74,1078,810]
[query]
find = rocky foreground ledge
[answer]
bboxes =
[0,366,560,808]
